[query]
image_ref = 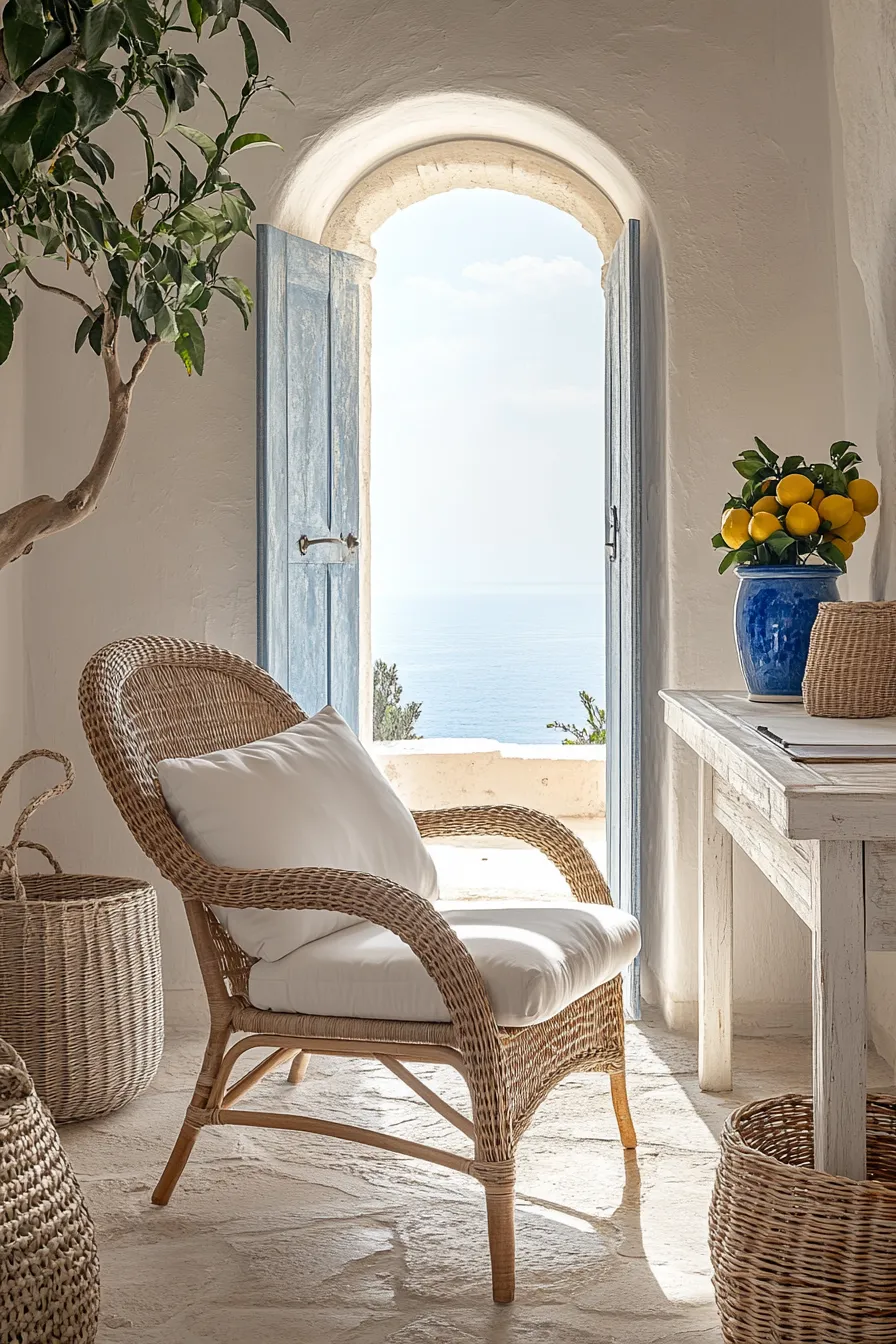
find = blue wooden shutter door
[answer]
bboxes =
[257,224,362,731]
[605,219,642,1020]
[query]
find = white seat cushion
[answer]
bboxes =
[156,707,439,960]
[248,900,641,1028]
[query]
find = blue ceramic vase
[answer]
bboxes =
[733,564,841,700]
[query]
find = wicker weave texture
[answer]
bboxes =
[0,1037,100,1343]
[0,751,164,1124]
[77,635,635,1302]
[709,1093,896,1342]
[803,601,896,717]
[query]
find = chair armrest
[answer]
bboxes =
[414,805,612,906]
[182,860,507,1087]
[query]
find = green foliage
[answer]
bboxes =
[715,438,859,574]
[373,660,422,742]
[547,691,607,746]
[0,0,290,372]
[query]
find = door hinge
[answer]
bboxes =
[605,505,618,563]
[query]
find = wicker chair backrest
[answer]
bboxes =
[79,636,303,889]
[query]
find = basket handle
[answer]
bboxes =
[0,750,73,901]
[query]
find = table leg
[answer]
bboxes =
[811,839,867,1180]
[698,760,733,1091]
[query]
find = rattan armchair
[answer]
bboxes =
[78,636,636,1303]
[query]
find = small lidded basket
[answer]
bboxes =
[803,600,896,717]
[0,750,163,1123]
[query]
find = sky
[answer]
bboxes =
[369,189,606,596]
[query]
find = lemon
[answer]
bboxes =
[752,495,782,516]
[836,511,866,543]
[749,512,784,543]
[721,507,751,549]
[817,494,854,529]
[785,503,820,537]
[776,473,815,507]
[848,478,879,516]
[810,487,825,511]
[830,536,853,561]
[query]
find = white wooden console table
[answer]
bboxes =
[662,690,896,1181]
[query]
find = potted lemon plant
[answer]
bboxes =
[713,439,878,700]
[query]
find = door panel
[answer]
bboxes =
[605,218,642,1020]
[257,224,363,730]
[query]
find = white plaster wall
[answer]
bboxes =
[19,0,845,1028]
[374,741,606,818]
[827,0,896,1066]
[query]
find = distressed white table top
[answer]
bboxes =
[661,691,896,840]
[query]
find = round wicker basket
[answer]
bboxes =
[710,1093,896,1343]
[0,1036,100,1343]
[803,600,896,717]
[0,751,163,1124]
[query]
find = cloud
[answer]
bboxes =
[403,275,495,309]
[462,255,597,295]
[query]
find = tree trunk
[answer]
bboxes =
[0,322,158,569]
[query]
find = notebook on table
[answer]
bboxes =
[741,709,896,763]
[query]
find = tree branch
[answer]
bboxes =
[0,316,148,568]
[25,268,95,317]
[0,41,80,110]
[128,336,160,387]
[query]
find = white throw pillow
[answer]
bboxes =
[156,706,439,960]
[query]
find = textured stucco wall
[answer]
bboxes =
[18,0,845,1027]
[827,0,896,1065]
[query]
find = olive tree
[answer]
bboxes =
[0,0,288,568]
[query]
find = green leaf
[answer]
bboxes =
[154,303,178,342]
[70,195,106,244]
[237,18,258,76]
[711,532,728,550]
[62,69,118,134]
[818,541,848,572]
[765,531,797,557]
[82,0,125,58]
[176,306,205,374]
[780,455,805,476]
[216,273,253,325]
[186,0,203,36]
[121,0,158,44]
[0,92,44,145]
[753,437,778,465]
[74,311,100,352]
[76,140,115,182]
[830,440,856,461]
[3,3,47,82]
[733,459,761,480]
[242,0,290,38]
[718,549,742,574]
[0,296,14,365]
[87,315,104,355]
[174,123,218,162]
[229,131,279,153]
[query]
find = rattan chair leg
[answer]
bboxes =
[610,1071,637,1149]
[153,1023,231,1205]
[152,1120,203,1206]
[484,1185,516,1303]
[288,1051,310,1085]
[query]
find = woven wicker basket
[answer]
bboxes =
[0,1036,100,1343]
[710,1093,896,1343]
[0,751,163,1123]
[803,601,896,717]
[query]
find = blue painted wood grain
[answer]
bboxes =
[605,218,643,1020]
[257,225,362,727]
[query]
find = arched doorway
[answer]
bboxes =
[259,95,659,1017]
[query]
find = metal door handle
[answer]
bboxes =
[297,533,359,556]
[605,505,618,563]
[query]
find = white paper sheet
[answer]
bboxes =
[737,705,896,746]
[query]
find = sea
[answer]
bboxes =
[372,584,605,745]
